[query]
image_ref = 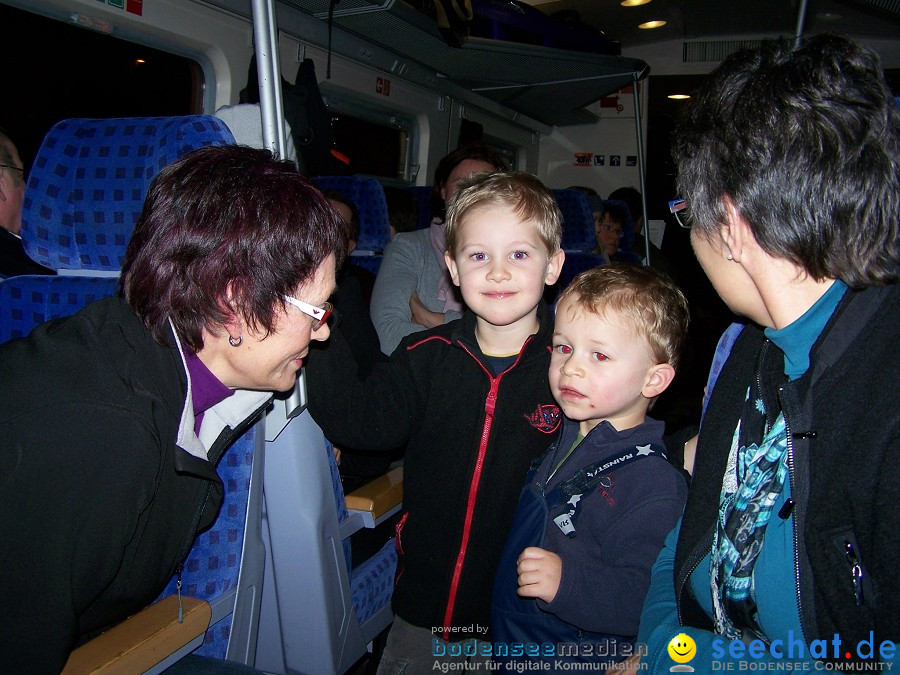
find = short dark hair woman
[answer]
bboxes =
[0,145,347,671]
[626,35,898,671]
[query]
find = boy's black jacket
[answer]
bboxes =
[306,304,562,639]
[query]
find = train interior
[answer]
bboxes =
[0,0,897,671]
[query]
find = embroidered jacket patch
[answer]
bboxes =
[524,404,562,433]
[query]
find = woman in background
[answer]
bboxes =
[370,143,506,355]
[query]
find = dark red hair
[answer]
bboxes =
[121,145,348,351]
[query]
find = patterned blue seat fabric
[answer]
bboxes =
[314,176,391,253]
[157,426,259,659]
[21,116,235,271]
[324,437,397,625]
[0,275,119,343]
[552,188,596,252]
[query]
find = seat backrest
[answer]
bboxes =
[552,188,596,252]
[545,251,607,306]
[156,422,266,665]
[255,391,394,674]
[314,176,391,253]
[409,185,435,230]
[0,275,119,343]
[21,115,235,271]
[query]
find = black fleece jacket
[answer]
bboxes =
[675,283,900,651]
[0,296,268,673]
[306,304,562,639]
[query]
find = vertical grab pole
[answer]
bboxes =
[794,0,809,48]
[251,0,287,160]
[631,69,651,267]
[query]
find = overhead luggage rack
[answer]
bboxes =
[275,0,649,127]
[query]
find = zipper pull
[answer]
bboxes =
[485,388,497,416]
[844,542,864,606]
[176,565,185,623]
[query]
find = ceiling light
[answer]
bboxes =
[638,20,667,29]
[667,94,690,100]
[620,0,651,6]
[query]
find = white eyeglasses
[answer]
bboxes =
[668,198,690,229]
[282,295,333,331]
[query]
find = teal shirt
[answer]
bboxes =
[638,281,876,670]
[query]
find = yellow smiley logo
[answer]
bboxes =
[667,633,697,663]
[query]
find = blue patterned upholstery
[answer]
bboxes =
[557,252,607,296]
[324,438,353,573]
[409,185,435,230]
[350,539,397,625]
[21,116,235,271]
[0,275,119,343]
[324,436,396,624]
[314,176,391,252]
[157,425,257,659]
[552,189,596,252]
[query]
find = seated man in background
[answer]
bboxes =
[0,128,55,277]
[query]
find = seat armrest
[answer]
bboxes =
[62,595,211,674]
[345,466,403,528]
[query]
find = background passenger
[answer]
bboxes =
[608,185,675,276]
[370,143,507,355]
[306,171,565,673]
[0,146,347,672]
[492,264,689,668]
[322,189,395,492]
[0,128,55,277]
[594,199,641,264]
[627,35,899,672]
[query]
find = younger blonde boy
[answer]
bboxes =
[491,264,690,668]
[307,172,566,672]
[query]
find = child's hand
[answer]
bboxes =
[516,547,562,603]
[409,292,444,328]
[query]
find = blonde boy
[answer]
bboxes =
[491,264,689,667]
[307,172,566,672]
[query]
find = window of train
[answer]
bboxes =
[1,3,202,168]
[483,136,519,171]
[324,96,417,183]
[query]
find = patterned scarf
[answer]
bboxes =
[710,380,789,639]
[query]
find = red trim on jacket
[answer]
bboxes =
[440,337,532,636]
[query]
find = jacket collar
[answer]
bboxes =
[451,301,555,363]
[169,323,271,463]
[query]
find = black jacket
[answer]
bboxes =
[0,296,268,672]
[0,226,55,277]
[675,283,900,651]
[306,304,562,639]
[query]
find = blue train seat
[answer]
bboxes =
[0,274,119,343]
[314,176,391,253]
[256,388,399,674]
[552,188,597,252]
[154,422,266,667]
[21,115,234,272]
[409,185,435,230]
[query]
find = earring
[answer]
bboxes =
[228,335,243,347]
[727,253,734,261]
